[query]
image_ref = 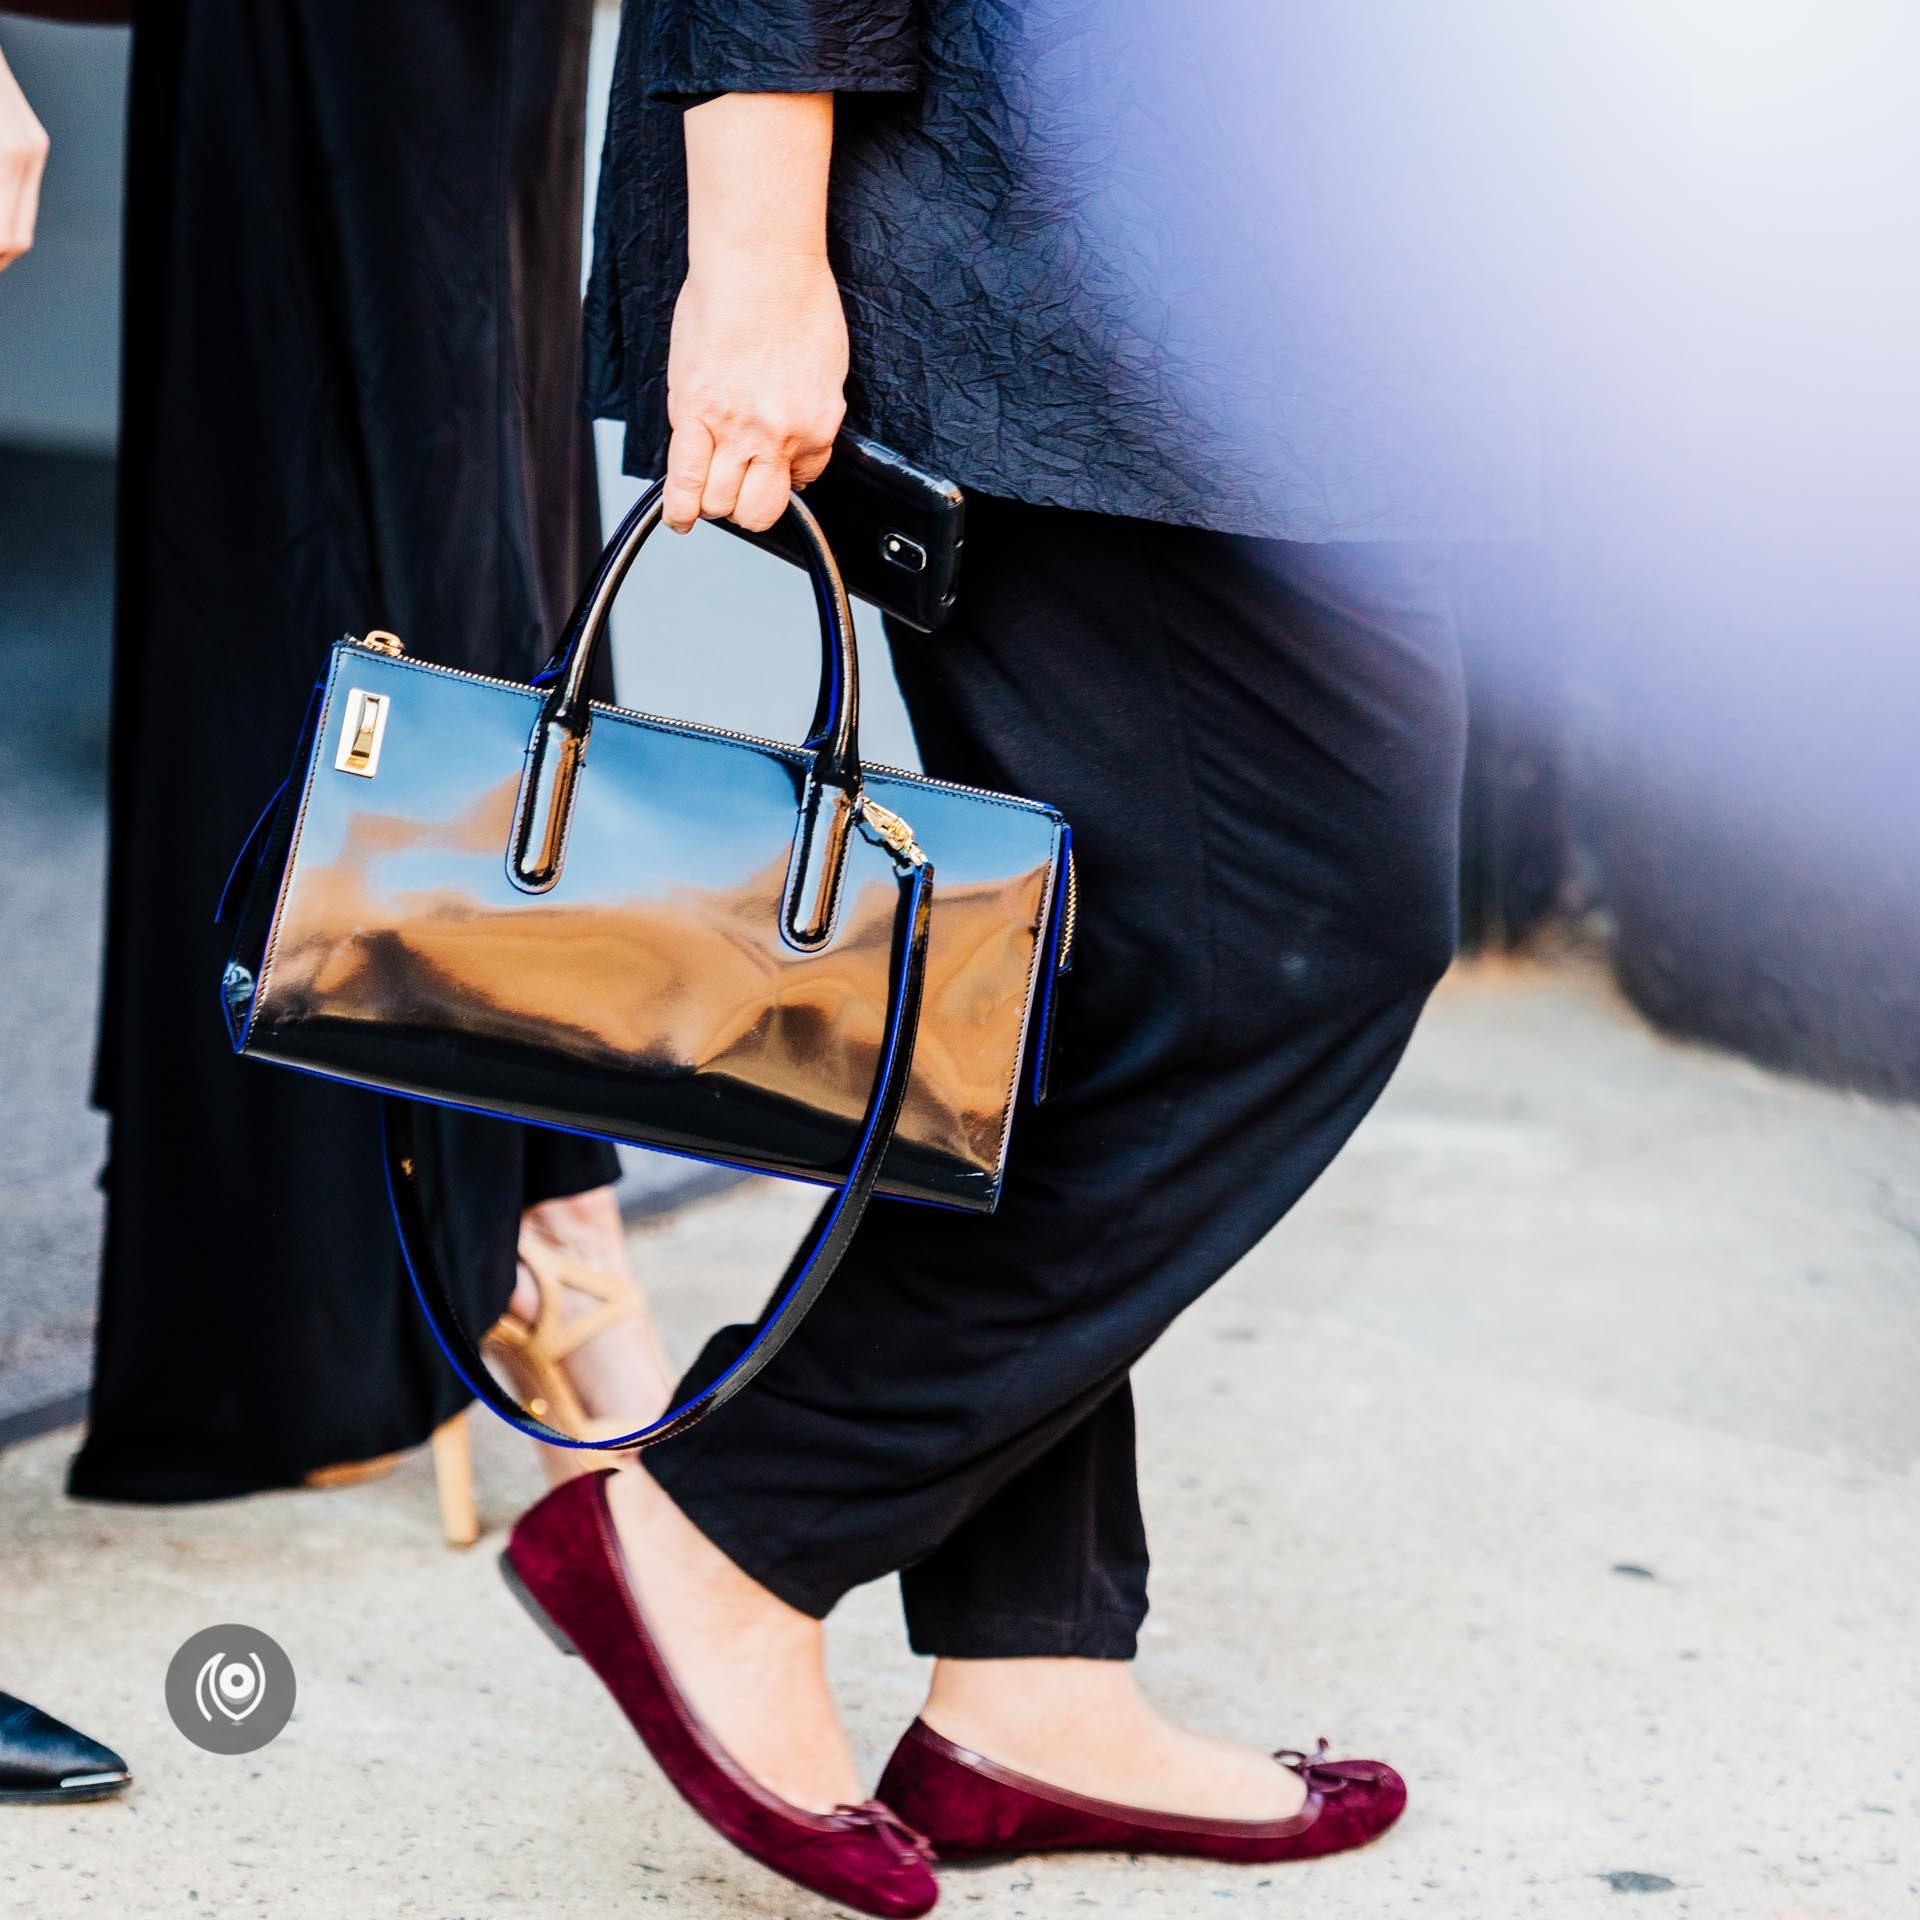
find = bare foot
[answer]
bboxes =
[603,1463,865,1812]
[513,1186,676,1484]
[921,1657,1307,1822]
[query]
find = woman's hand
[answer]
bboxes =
[0,43,50,273]
[664,247,847,535]
[663,92,846,534]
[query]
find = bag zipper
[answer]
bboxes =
[347,628,1075,967]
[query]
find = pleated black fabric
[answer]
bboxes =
[70,0,619,1504]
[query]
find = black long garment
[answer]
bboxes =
[69,0,619,1504]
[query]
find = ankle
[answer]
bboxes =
[509,1189,676,1444]
[923,1656,1144,1749]
[521,1185,626,1268]
[609,1467,798,1620]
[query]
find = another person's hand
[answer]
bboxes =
[0,43,50,273]
[663,92,846,534]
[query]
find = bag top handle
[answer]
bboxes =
[544,479,860,790]
[508,481,865,896]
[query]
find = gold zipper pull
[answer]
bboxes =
[858,796,925,867]
[354,628,406,657]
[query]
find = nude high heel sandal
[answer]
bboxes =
[430,1411,480,1548]
[440,1233,661,1544]
[302,1417,481,1547]
[308,1232,658,1549]
[478,1233,659,1466]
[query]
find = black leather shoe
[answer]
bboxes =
[0,1691,131,1805]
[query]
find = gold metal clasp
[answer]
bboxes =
[858,796,925,867]
[334,687,392,778]
[356,629,405,657]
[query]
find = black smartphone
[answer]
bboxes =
[721,431,965,632]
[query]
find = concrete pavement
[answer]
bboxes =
[3,958,1916,1919]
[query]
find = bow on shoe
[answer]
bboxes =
[835,1799,939,1866]
[1275,1738,1350,1793]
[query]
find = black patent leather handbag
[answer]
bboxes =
[218,483,1075,1452]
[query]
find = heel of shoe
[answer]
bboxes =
[431,1410,480,1549]
[498,1549,581,1657]
[303,1452,401,1490]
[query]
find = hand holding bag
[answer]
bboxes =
[218,483,1075,1451]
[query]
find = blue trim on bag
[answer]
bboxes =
[215,676,325,927]
[214,778,289,927]
[1029,823,1074,1103]
[215,676,333,1047]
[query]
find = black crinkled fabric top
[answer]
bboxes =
[587,0,1543,543]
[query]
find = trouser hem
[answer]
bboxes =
[905,1608,1142,1661]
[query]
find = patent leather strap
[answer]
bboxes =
[382,853,935,1453]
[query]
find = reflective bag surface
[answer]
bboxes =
[219,486,1074,1448]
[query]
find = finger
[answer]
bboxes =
[0,162,22,271]
[11,142,43,258]
[789,438,835,490]
[697,440,752,524]
[662,418,715,534]
[731,455,792,533]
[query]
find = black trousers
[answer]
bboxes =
[647,494,1466,1657]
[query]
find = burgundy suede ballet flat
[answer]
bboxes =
[502,1473,937,1919]
[877,1719,1406,1866]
